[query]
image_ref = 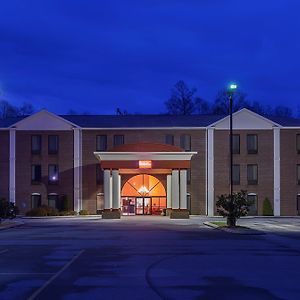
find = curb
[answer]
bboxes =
[21,216,102,220]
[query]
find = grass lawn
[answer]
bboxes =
[210,221,227,227]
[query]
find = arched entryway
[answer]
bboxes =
[121,174,166,215]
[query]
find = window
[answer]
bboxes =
[232,164,240,185]
[180,134,191,151]
[48,194,59,209]
[114,135,124,146]
[232,135,240,154]
[96,164,103,184]
[48,135,59,154]
[48,164,59,184]
[297,135,300,154]
[247,134,258,154]
[297,194,300,215]
[31,194,41,209]
[165,134,174,145]
[247,164,258,185]
[96,135,107,151]
[31,165,42,184]
[187,169,191,184]
[297,165,300,185]
[31,135,42,154]
[247,193,258,216]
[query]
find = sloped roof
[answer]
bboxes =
[61,114,224,128]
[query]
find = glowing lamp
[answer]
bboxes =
[138,186,149,195]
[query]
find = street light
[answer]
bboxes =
[228,83,237,204]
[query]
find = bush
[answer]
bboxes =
[216,190,252,227]
[263,198,273,216]
[58,210,77,216]
[0,198,19,218]
[79,210,89,215]
[26,205,59,217]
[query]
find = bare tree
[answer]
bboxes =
[18,102,34,116]
[165,80,197,115]
[0,100,18,119]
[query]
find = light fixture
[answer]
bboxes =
[138,186,149,195]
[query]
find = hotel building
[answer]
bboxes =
[1,108,300,218]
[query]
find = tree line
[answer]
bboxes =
[0,81,296,119]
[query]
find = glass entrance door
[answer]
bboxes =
[136,197,151,215]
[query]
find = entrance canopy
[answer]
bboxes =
[94,143,197,170]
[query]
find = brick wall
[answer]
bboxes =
[0,131,9,201]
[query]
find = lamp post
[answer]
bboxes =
[228,83,237,203]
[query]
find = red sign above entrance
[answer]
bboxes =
[139,160,152,169]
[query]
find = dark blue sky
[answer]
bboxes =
[0,0,300,114]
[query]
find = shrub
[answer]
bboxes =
[0,198,19,218]
[79,209,89,215]
[216,190,252,227]
[26,205,59,217]
[59,210,77,216]
[263,197,273,216]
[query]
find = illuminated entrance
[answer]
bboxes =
[121,174,166,215]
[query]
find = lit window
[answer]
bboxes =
[31,135,42,154]
[232,164,240,185]
[96,135,107,151]
[247,134,258,154]
[165,134,174,145]
[48,135,59,154]
[247,164,258,185]
[31,165,42,184]
[114,135,124,146]
[48,164,59,184]
[180,135,191,151]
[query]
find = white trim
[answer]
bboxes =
[207,128,214,216]
[9,109,79,129]
[209,108,281,128]
[31,193,41,196]
[273,127,281,216]
[171,170,179,209]
[104,170,112,209]
[9,129,16,203]
[167,175,172,208]
[247,193,257,196]
[73,128,82,212]
[94,152,197,161]
[179,170,187,209]
[48,193,58,196]
[112,170,121,209]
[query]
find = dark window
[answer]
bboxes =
[48,164,59,184]
[96,135,107,151]
[247,134,258,154]
[297,165,300,185]
[114,135,124,146]
[232,164,240,185]
[48,194,59,209]
[31,194,41,209]
[247,164,258,185]
[165,134,174,145]
[180,134,191,151]
[232,135,240,154]
[187,169,191,184]
[297,135,300,154]
[31,165,42,184]
[247,194,258,216]
[48,135,59,154]
[297,195,300,215]
[96,164,103,184]
[31,135,42,154]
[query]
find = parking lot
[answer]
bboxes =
[0,216,300,300]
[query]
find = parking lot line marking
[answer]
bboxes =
[27,249,85,300]
[0,249,8,255]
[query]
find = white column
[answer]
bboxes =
[112,170,121,209]
[273,127,281,216]
[207,128,214,216]
[171,170,179,209]
[104,169,112,209]
[73,128,82,212]
[167,174,172,208]
[9,128,16,203]
[180,170,187,209]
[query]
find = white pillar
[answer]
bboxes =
[167,174,172,208]
[207,128,214,216]
[9,129,16,203]
[273,127,281,216]
[112,170,121,209]
[171,170,179,209]
[73,128,82,212]
[104,169,112,209]
[180,170,187,209]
